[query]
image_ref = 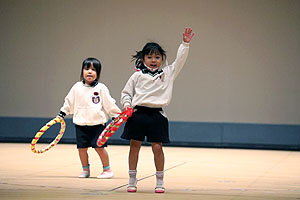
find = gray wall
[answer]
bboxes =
[1,0,300,125]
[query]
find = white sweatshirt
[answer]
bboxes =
[60,82,121,126]
[121,41,190,108]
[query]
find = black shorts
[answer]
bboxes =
[75,124,107,148]
[121,106,170,143]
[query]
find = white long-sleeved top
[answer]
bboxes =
[60,82,121,126]
[121,41,190,108]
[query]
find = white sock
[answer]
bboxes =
[156,171,164,188]
[128,170,137,187]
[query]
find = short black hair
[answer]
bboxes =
[80,57,102,81]
[132,42,166,67]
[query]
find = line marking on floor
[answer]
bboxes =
[109,162,187,191]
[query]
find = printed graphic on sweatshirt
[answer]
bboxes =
[92,92,101,104]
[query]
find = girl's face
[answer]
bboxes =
[143,53,163,70]
[83,63,97,85]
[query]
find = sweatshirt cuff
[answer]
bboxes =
[182,41,190,46]
[123,102,131,108]
[58,111,66,118]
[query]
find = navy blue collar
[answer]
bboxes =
[82,80,98,87]
[136,64,163,77]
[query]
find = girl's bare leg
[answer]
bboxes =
[78,148,90,178]
[127,140,142,192]
[95,147,109,168]
[78,148,89,168]
[152,142,164,171]
[129,140,142,170]
[152,142,165,192]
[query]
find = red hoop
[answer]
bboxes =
[97,107,134,147]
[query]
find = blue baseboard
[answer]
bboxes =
[167,121,300,150]
[0,117,299,150]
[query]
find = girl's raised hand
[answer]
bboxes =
[183,27,195,43]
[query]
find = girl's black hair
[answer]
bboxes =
[80,57,102,82]
[132,42,166,67]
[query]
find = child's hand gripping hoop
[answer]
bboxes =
[31,117,66,154]
[97,107,134,147]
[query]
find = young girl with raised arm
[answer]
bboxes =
[121,27,195,193]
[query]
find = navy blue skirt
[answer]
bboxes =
[121,106,170,143]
